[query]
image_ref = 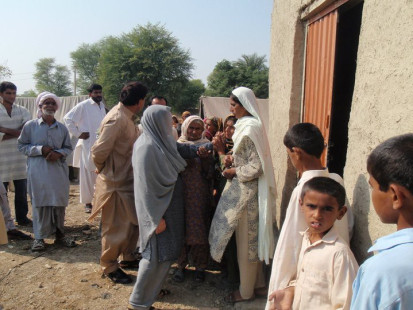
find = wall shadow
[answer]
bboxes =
[350,173,373,264]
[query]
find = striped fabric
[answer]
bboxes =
[0,104,32,182]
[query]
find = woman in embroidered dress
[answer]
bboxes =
[209,87,276,303]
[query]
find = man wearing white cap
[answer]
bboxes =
[18,92,74,251]
[64,84,106,213]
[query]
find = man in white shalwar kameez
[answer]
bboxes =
[64,84,106,213]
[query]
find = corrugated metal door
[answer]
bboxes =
[302,10,338,165]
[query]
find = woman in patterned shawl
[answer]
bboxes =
[174,116,215,283]
[209,87,276,303]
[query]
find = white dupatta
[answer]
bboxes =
[232,87,276,264]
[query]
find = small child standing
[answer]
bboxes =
[269,177,358,309]
[351,134,413,309]
[267,123,354,309]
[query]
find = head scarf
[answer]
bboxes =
[177,115,210,145]
[36,92,61,118]
[133,105,187,252]
[231,86,276,263]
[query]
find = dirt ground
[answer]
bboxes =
[0,183,265,310]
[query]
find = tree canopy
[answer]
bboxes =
[33,58,72,96]
[71,23,194,108]
[176,79,205,112]
[70,43,101,94]
[0,64,12,81]
[205,53,269,98]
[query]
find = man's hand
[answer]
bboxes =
[41,146,53,157]
[78,132,90,139]
[46,151,63,162]
[155,218,166,234]
[268,287,294,310]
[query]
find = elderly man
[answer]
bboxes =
[64,84,106,213]
[18,92,73,251]
[89,81,147,284]
[0,82,32,226]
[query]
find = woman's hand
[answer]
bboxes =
[212,132,226,155]
[222,167,236,179]
[224,154,233,168]
[155,218,166,234]
[197,146,211,159]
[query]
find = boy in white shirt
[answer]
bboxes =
[269,177,358,310]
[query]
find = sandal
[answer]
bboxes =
[54,236,77,248]
[119,259,140,269]
[31,239,46,252]
[224,290,255,304]
[158,289,171,298]
[194,269,205,283]
[172,268,185,283]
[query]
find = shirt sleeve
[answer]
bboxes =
[235,136,263,182]
[22,107,32,124]
[91,118,120,172]
[63,104,83,138]
[54,126,73,158]
[331,249,359,310]
[17,122,42,157]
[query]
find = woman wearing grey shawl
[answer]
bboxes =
[128,105,208,309]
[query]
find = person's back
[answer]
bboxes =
[351,133,413,309]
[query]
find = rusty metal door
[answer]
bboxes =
[302,10,338,165]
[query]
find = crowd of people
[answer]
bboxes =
[0,80,412,310]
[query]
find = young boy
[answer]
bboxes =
[269,177,358,309]
[351,134,413,309]
[266,123,353,309]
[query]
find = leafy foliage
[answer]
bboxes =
[20,89,37,97]
[70,43,101,94]
[33,58,72,96]
[205,53,269,98]
[96,23,193,107]
[0,64,12,80]
[176,79,205,112]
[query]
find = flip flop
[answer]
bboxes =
[158,289,171,298]
[224,290,255,304]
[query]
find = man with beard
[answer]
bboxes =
[64,84,106,213]
[18,92,73,251]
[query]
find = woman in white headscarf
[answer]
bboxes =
[174,116,214,283]
[209,87,276,303]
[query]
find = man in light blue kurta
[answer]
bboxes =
[17,92,73,251]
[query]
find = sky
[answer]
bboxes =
[1,0,273,94]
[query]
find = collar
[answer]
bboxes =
[298,169,329,185]
[88,98,101,106]
[37,117,58,128]
[118,102,135,120]
[369,228,413,253]
[300,225,339,247]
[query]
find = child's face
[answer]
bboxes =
[300,190,347,242]
[369,175,398,224]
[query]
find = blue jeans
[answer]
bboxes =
[3,179,29,223]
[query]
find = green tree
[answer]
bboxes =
[205,53,269,98]
[20,90,37,97]
[33,58,72,96]
[176,79,205,112]
[97,23,193,107]
[0,64,12,80]
[70,43,101,94]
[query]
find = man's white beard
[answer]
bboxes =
[42,110,55,116]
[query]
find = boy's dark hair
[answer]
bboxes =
[119,81,148,106]
[283,123,325,158]
[0,81,17,93]
[367,133,413,194]
[301,177,346,208]
[87,84,102,93]
[150,95,168,106]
